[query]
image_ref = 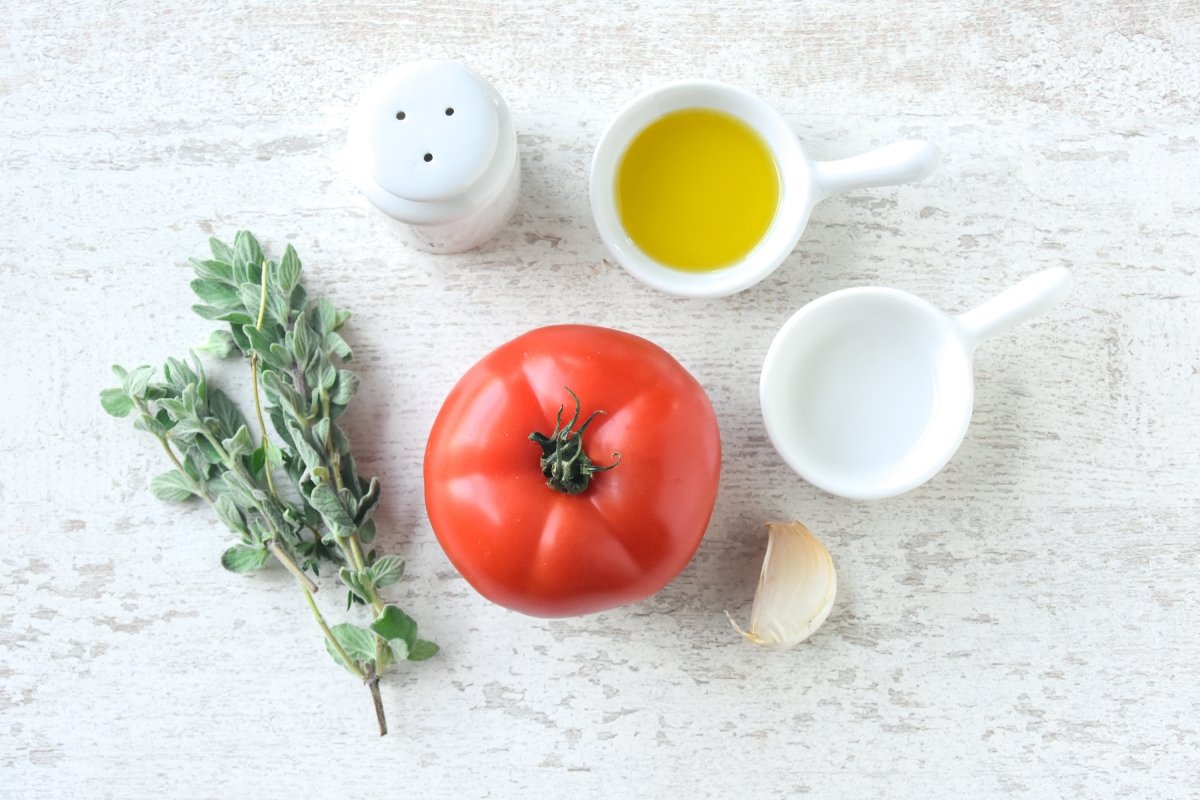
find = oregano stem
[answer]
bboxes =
[251,259,279,499]
[348,536,371,579]
[267,539,318,594]
[189,424,319,594]
[350,534,385,610]
[253,259,270,330]
[372,633,386,693]
[305,586,387,735]
[320,389,344,493]
[317,388,383,611]
[303,586,362,678]
[143,351,329,671]
[157,435,191,482]
[365,663,387,736]
[134,397,208,500]
[135,395,332,690]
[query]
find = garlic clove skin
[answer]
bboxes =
[728,521,837,648]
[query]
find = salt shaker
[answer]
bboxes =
[346,61,520,253]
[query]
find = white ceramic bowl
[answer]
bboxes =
[589,80,939,298]
[760,267,1074,499]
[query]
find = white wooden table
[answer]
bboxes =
[3,2,1198,797]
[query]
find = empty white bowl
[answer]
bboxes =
[760,267,1074,499]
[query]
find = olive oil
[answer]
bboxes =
[616,108,779,272]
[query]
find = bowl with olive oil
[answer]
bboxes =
[590,81,940,298]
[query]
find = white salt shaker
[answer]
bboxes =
[347,61,520,253]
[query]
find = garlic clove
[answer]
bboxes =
[727,521,837,648]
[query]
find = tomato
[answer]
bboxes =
[424,324,722,617]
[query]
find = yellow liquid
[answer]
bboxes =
[616,108,780,272]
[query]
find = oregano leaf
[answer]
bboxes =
[250,445,266,476]
[289,283,307,314]
[133,412,169,438]
[230,324,250,355]
[193,305,254,326]
[242,324,275,360]
[313,297,337,335]
[266,281,290,327]
[158,397,187,419]
[325,623,376,671]
[268,343,291,369]
[247,520,271,546]
[277,244,301,293]
[198,329,237,359]
[221,425,254,459]
[190,278,240,308]
[182,447,207,482]
[209,389,247,441]
[162,357,192,392]
[195,434,221,463]
[219,471,261,508]
[192,304,227,321]
[317,358,337,391]
[339,567,371,604]
[331,424,350,455]
[233,230,263,275]
[287,422,323,473]
[312,417,330,447]
[208,237,234,264]
[330,371,359,405]
[325,331,353,362]
[369,555,404,588]
[269,406,294,449]
[309,483,354,532]
[220,544,269,574]
[258,499,291,542]
[213,493,245,533]
[181,382,201,416]
[370,605,418,650]
[100,387,134,417]
[239,282,264,318]
[122,365,154,399]
[149,470,197,502]
[217,309,255,326]
[292,319,313,368]
[408,639,439,662]
[169,417,208,439]
[356,476,381,526]
[190,257,233,282]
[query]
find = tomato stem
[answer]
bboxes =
[529,387,621,495]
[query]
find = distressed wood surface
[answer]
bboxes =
[2,1,1198,797]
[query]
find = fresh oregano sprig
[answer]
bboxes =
[101,231,436,735]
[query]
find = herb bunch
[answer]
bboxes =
[101,231,435,735]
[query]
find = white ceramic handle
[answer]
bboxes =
[956,267,1073,344]
[810,140,940,202]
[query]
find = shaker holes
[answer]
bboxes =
[424,153,433,162]
[445,107,454,116]
[395,111,406,120]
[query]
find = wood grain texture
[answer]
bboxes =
[2,1,1198,797]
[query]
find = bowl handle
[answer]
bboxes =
[810,140,940,202]
[956,267,1074,345]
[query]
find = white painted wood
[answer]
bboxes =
[2,2,1197,797]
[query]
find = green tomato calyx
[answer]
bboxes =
[529,387,621,495]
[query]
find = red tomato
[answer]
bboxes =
[424,324,722,617]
